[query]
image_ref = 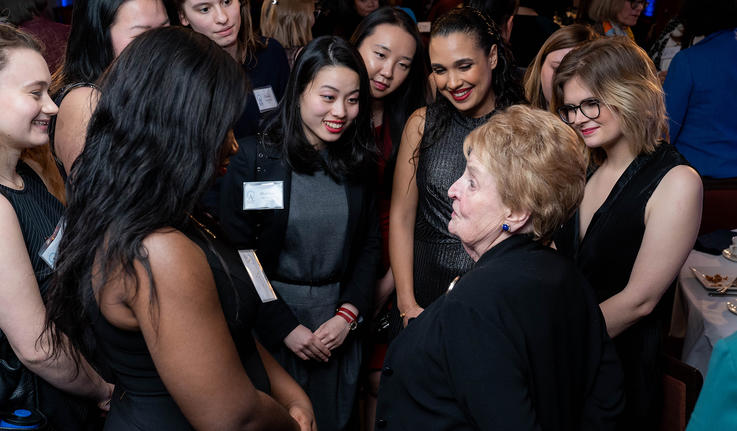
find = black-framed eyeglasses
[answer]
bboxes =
[557,98,601,124]
[627,0,649,8]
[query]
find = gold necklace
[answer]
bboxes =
[187,213,216,239]
[0,172,23,189]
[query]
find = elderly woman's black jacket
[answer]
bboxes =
[375,234,624,430]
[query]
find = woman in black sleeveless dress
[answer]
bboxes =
[389,7,525,327]
[44,27,312,430]
[552,37,703,428]
[0,24,112,429]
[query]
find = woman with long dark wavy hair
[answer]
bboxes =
[219,36,381,431]
[50,0,169,174]
[44,27,312,430]
[389,7,525,327]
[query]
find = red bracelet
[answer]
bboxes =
[337,306,357,321]
[336,310,354,324]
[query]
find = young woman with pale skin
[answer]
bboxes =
[390,7,524,327]
[51,0,169,174]
[552,36,702,427]
[0,24,112,427]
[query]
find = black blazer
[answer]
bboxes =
[219,135,381,325]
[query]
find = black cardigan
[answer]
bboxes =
[219,135,381,330]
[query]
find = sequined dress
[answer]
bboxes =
[412,100,495,308]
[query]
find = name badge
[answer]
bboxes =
[237,250,277,303]
[253,86,278,113]
[243,181,284,210]
[39,218,65,270]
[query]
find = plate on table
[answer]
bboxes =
[723,248,737,263]
[690,267,737,291]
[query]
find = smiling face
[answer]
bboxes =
[448,151,509,260]
[357,23,416,100]
[562,76,624,152]
[300,66,361,150]
[540,47,573,105]
[430,32,498,118]
[0,49,58,151]
[179,0,242,55]
[110,0,170,57]
[616,0,644,27]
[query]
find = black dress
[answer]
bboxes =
[554,143,689,428]
[91,221,271,430]
[375,235,624,430]
[412,99,494,308]
[0,161,91,430]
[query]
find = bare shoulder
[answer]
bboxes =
[653,164,703,204]
[406,106,427,135]
[58,86,100,114]
[141,229,213,297]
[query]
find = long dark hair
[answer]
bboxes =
[263,35,376,181]
[45,26,247,363]
[50,0,126,95]
[426,7,525,145]
[350,6,430,153]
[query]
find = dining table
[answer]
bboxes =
[671,248,737,376]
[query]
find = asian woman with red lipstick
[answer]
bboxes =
[219,36,380,431]
[389,7,524,329]
[552,37,702,428]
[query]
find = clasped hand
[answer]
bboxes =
[284,316,352,362]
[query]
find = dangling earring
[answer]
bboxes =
[502,223,510,232]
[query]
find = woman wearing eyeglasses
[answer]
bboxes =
[552,37,702,429]
[587,0,646,41]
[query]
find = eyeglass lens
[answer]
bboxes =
[558,99,601,124]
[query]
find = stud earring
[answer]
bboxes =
[502,223,509,232]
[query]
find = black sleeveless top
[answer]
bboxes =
[554,143,689,427]
[0,161,63,294]
[89,220,270,430]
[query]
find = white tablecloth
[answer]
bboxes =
[676,250,737,376]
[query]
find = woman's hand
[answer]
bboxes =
[284,325,331,362]
[400,303,424,327]
[314,316,351,351]
[96,383,114,412]
[288,404,318,431]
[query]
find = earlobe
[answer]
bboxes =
[504,207,531,233]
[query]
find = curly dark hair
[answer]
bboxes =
[424,7,526,147]
[45,26,247,364]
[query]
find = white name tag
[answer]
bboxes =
[39,218,65,270]
[417,21,431,33]
[237,250,277,303]
[253,86,278,113]
[243,181,284,210]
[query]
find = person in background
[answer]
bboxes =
[375,105,624,430]
[523,23,598,110]
[174,0,290,139]
[587,0,645,40]
[0,23,112,429]
[466,0,518,42]
[686,330,737,430]
[260,0,314,69]
[219,36,380,431]
[349,7,430,430]
[51,0,170,175]
[390,7,525,328]
[552,36,703,428]
[663,0,737,179]
[509,0,559,70]
[45,26,311,430]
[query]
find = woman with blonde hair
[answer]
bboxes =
[587,0,646,40]
[260,0,314,69]
[552,36,702,428]
[376,105,624,429]
[523,23,597,110]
